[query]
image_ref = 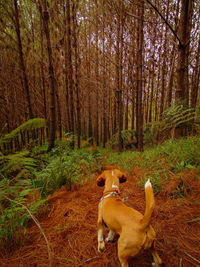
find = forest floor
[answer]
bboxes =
[0,165,200,267]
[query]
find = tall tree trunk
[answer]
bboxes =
[14,0,33,119]
[175,0,193,137]
[155,60,161,122]
[116,0,124,152]
[191,36,200,109]
[165,0,180,109]
[160,0,169,119]
[72,0,81,148]
[39,3,47,120]
[40,0,56,152]
[56,90,62,140]
[102,0,107,148]
[86,22,93,144]
[136,1,144,151]
[95,0,99,146]
[125,86,129,130]
[66,0,75,148]
[145,74,151,124]
[149,66,155,123]
[175,0,193,104]
[63,3,70,132]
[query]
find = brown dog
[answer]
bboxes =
[97,169,162,267]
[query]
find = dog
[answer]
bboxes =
[97,169,162,267]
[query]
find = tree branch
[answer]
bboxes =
[144,0,183,46]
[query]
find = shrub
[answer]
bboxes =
[107,130,136,149]
[34,148,103,196]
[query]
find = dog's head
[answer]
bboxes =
[97,169,127,187]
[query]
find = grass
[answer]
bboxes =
[141,135,200,171]
[103,135,200,194]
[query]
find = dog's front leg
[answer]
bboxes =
[105,230,115,242]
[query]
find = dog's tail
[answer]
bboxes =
[140,179,155,230]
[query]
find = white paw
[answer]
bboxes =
[152,262,159,267]
[105,236,113,242]
[105,230,115,242]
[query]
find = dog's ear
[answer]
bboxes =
[97,173,105,187]
[118,171,127,183]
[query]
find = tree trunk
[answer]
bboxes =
[136,1,144,151]
[160,0,169,119]
[14,0,33,119]
[66,0,75,148]
[87,23,93,144]
[116,0,124,152]
[165,0,180,109]
[191,36,200,109]
[102,0,107,148]
[39,3,47,120]
[63,3,70,132]
[95,0,99,146]
[40,0,56,152]
[175,0,193,104]
[72,0,81,148]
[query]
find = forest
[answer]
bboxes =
[0,0,200,266]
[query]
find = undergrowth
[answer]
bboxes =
[1,134,199,250]
[34,147,103,197]
[0,140,103,250]
[104,135,200,195]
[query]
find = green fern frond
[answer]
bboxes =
[0,118,46,147]
[0,151,37,179]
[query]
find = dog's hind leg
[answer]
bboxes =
[97,204,105,252]
[151,249,162,266]
[150,241,162,266]
[105,230,115,242]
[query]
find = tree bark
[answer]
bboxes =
[191,36,200,109]
[175,0,193,104]
[39,3,47,120]
[95,0,99,146]
[66,0,75,148]
[117,0,124,152]
[40,0,56,152]
[72,0,81,148]
[14,0,33,119]
[136,1,144,151]
[102,0,107,148]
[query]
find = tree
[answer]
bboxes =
[136,1,144,151]
[39,0,56,152]
[66,0,75,148]
[72,0,81,148]
[14,0,33,119]
[175,0,194,105]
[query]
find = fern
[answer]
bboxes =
[35,149,103,196]
[0,176,46,249]
[0,151,37,179]
[144,105,200,144]
[108,129,136,147]
[0,118,46,150]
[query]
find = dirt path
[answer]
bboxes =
[0,168,200,267]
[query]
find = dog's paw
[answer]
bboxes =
[105,236,113,242]
[98,241,105,252]
[105,230,115,242]
[152,263,159,267]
